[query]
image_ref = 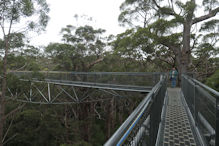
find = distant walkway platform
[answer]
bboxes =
[30,78,152,93]
[160,88,197,146]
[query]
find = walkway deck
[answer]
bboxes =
[161,88,197,146]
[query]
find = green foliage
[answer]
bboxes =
[119,0,153,27]
[195,43,218,57]
[24,45,40,57]
[7,54,26,70]
[7,53,43,71]
[0,0,50,32]
[90,123,105,146]
[45,43,78,71]
[6,74,29,94]
[184,0,196,14]
[45,25,106,71]
[69,141,92,146]
[206,69,219,91]
[149,19,180,35]
[2,1,218,146]
[202,0,218,11]
[5,107,64,146]
[9,33,25,49]
[200,19,219,32]
[117,0,219,75]
[4,69,147,145]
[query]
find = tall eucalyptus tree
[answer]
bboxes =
[46,25,106,71]
[118,0,219,75]
[0,0,49,145]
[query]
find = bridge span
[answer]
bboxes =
[105,74,219,146]
[4,71,219,145]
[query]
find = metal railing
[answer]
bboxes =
[181,74,219,146]
[10,71,161,87]
[5,72,162,104]
[104,74,167,146]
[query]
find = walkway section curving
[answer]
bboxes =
[162,88,197,146]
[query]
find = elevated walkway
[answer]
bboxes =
[5,72,219,145]
[36,79,152,93]
[159,88,197,146]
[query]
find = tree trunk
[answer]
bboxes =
[0,92,4,146]
[0,38,9,146]
[175,21,192,85]
[106,97,115,138]
[181,0,195,74]
[181,22,192,74]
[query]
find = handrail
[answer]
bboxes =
[181,74,219,146]
[10,71,161,87]
[9,70,162,76]
[104,75,166,146]
[104,86,155,145]
[192,77,219,97]
[6,72,162,104]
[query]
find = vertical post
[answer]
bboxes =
[216,98,219,146]
[95,73,97,84]
[194,82,197,125]
[182,75,185,96]
[48,83,51,102]
[149,93,154,146]
[152,74,155,86]
[30,82,32,101]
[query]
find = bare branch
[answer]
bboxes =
[5,103,26,119]
[192,7,219,24]
[156,55,173,66]
[14,63,27,71]
[0,15,6,37]
[0,2,6,37]
[7,0,16,36]
[86,57,104,69]
[152,0,161,9]
[2,116,15,143]
[94,103,103,120]
[136,10,146,20]
[2,134,17,145]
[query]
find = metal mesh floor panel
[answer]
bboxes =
[163,88,197,146]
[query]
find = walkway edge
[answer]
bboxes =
[180,91,206,146]
[155,91,168,146]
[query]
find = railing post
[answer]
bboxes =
[194,82,198,125]
[216,98,219,146]
[48,83,51,102]
[149,93,154,146]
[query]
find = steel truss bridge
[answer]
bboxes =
[3,71,219,146]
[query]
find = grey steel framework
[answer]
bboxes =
[181,74,219,146]
[6,71,161,104]
[3,71,219,145]
[105,74,219,146]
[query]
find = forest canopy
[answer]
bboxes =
[0,0,218,145]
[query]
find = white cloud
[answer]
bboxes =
[30,0,125,46]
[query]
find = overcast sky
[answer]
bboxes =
[30,0,126,46]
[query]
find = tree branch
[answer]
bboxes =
[156,55,173,66]
[192,7,219,24]
[0,2,6,37]
[14,63,27,71]
[7,0,16,36]
[136,10,146,20]
[152,0,179,16]
[152,0,161,9]
[2,115,15,143]
[86,57,104,69]
[5,103,26,119]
